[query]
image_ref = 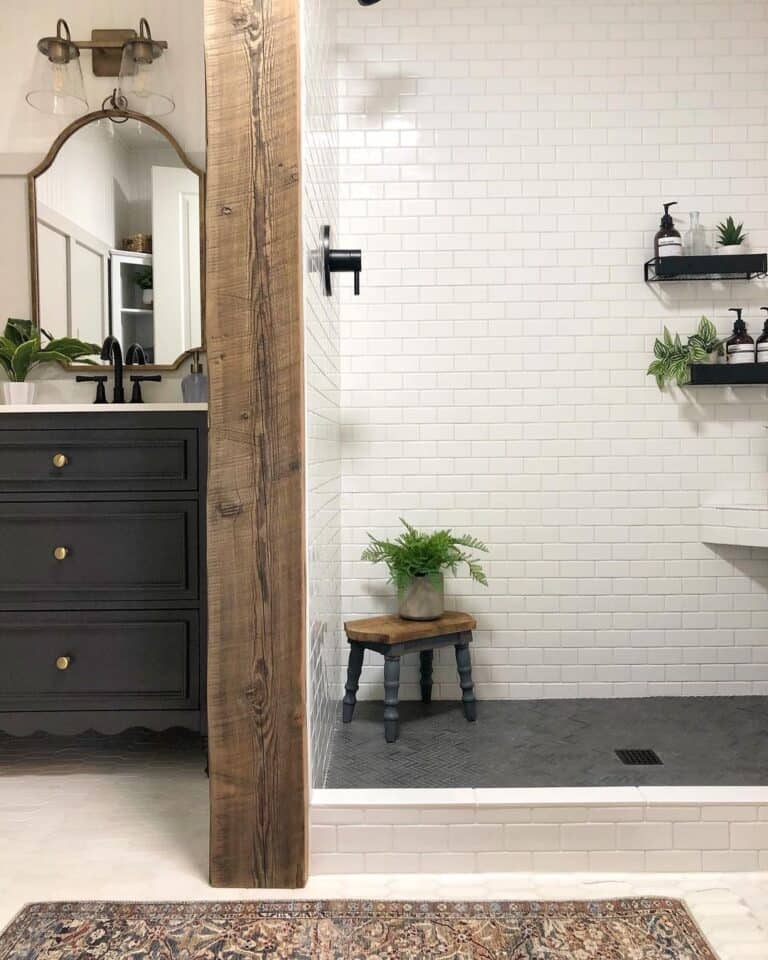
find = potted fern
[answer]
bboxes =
[361,519,489,620]
[647,316,723,388]
[0,318,99,405]
[716,216,747,255]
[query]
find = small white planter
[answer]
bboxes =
[2,381,36,405]
[142,288,154,306]
[718,244,746,256]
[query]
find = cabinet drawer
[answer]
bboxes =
[0,611,199,711]
[0,429,198,493]
[0,502,197,607]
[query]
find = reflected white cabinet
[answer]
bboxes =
[110,250,155,362]
[36,204,109,344]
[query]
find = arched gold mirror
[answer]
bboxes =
[28,109,205,370]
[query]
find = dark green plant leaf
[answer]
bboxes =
[42,337,100,360]
[4,318,34,346]
[10,340,38,382]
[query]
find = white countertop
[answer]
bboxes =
[0,403,208,413]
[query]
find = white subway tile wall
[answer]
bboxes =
[303,0,342,786]
[334,0,768,705]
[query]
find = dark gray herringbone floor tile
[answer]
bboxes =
[324,697,768,789]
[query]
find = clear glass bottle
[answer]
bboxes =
[181,354,209,402]
[684,211,709,256]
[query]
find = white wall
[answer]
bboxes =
[336,0,768,703]
[0,0,205,382]
[303,0,342,786]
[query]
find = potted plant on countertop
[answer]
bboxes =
[135,267,154,306]
[647,315,723,389]
[362,518,489,621]
[0,318,99,405]
[716,216,747,255]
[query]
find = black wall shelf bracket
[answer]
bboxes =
[645,253,768,283]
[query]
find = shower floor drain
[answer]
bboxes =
[615,748,662,766]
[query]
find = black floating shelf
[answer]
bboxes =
[689,363,768,385]
[645,253,768,282]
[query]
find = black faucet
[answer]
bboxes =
[125,342,147,366]
[100,336,124,403]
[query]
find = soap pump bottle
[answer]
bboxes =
[757,308,768,364]
[181,352,209,402]
[725,308,754,365]
[654,202,682,259]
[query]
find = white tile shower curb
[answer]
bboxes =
[310,787,768,875]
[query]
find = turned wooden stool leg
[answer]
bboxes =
[454,637,477,722]
[342,644,365,723]
[383,655,401,743]
[420,649,434,703]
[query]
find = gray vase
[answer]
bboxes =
[398,573,444,621]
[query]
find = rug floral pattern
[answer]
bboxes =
[0,899,718,960]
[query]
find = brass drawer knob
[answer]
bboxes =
[52,453,69,469]
[53,546,69,561]
[56,656,71,671]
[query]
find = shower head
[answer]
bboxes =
[358,0,383,5]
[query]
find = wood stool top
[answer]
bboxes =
[344,610,476,646]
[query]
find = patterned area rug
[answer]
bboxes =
[0,899,718,959]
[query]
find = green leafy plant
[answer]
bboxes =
[647,316,723,388]
[0,318,99,383]
[361,518,489,593]
[716,216,747,248]
[135,267,154,290]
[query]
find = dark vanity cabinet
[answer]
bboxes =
[0,411,207,736]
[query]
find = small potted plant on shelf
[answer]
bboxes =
[0,318,99,405]
[135,267,154,306]
[647,315,723,388]
[716,216,747,255]
[361,518,489,621]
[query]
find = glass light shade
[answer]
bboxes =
[26,47,88,116]
[118,42,174,117]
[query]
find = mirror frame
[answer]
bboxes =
[27,108,206,371]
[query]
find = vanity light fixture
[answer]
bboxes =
[116,19,174,117]
[26,19,88,116]
[27,18,172,118]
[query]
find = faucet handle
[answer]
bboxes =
[129,374,162,404]
[76,374,108,405]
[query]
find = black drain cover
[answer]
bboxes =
[616,748,662,766]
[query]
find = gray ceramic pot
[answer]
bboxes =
[398,573,444,621]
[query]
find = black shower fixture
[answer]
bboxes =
[358,0,383,5]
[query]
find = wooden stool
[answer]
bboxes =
[342,611,477,743]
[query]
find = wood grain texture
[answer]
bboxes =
[204,0,307,888]
[344,612,478,646]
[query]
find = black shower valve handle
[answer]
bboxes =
[320,225,362,297]
[328,248,362,296]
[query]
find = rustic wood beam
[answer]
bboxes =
[204,0,307,888]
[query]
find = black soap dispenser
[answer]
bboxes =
[725,308,754,365]
[654,202,682,259]
[757,308,768,364]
